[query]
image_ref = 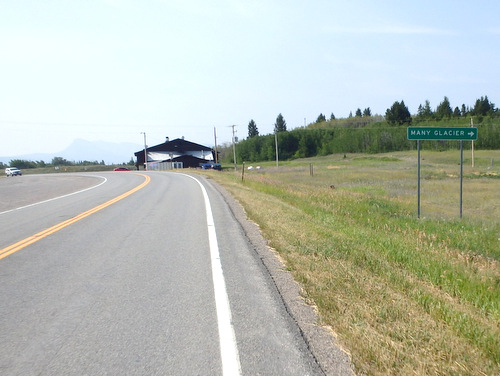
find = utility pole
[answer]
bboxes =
[230,125,237,170]
[275,130,279,167]
[140,132,147,170]
[471,117,475,168]
[214,127,218,164]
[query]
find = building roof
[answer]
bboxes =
[134,138,212,156]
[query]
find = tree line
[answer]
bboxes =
[0,157,126,170]
[246,96,497,139]
[231,122,500,163]
[388,96,497,125]
[221,95,499,163]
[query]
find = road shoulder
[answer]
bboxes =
[205,176,355,376]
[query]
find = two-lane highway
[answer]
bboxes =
[0,172,347,375]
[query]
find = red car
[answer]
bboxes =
[113,167,130,171]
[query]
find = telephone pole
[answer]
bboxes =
[275,130,279,167]
[140,132,147,170]
[230,125,237,170]
[213,127,218,164]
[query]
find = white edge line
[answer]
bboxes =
[181,173,242,376]
[0,175,107,216]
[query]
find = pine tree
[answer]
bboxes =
[423,100,433,119]
[416,100,433,121]
[435,96,452,120]
[274,113,287,132]
[316,113,326,123]
[461,104,468,117]
[472,96,495,116]
[385,100,412,125]
[247,119,259,138]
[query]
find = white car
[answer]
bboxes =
[5,167,22,176]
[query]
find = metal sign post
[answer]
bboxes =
[407,127,478,218]
[417,140,421,218]
[460,140,464,218]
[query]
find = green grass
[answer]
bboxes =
[200,150,500,375]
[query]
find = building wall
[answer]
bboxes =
[147,150,213,162]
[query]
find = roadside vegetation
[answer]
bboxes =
[0,156,135,175]
[218,95,499,164]
[200,150,500,375]
[0,157,135,172]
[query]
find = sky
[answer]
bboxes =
[1,0,499,157]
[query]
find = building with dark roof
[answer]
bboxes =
[134,137,214,169]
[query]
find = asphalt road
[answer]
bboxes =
[0,172,353,375]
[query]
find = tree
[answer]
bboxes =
[51,157,73,166]
[461,104,468,117]
[274,113,287,132]
[471,96,496,116]
[363,107,372,117]
[355,108,362,117]
[385,100,412,125]
[8,159,37,169]
[248,119,259,138]
[330,113,335,120]
[316,113,326,123]
[435,96,452,120]
[416,100,433,121]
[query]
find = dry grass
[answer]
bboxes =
[198,150,500,375]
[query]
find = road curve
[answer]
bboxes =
[0,172,353,375]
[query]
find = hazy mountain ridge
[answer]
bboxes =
[0,139,142,165]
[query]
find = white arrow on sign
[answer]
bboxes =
[468,131,474,137]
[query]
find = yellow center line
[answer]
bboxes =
[0,173,151,261]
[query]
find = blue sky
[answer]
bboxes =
[1,0,498,156]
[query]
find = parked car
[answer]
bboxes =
[113,167,130,171]
[200,163,222,170]
[5,167,22,176]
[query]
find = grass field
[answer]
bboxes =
[199,150,500,376]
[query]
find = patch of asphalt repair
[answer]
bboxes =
[206,176,356,376]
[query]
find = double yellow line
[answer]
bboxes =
[0,174,150,261]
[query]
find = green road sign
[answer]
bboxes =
[407,127,478,141]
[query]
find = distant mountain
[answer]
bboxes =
[0,139,142,165]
